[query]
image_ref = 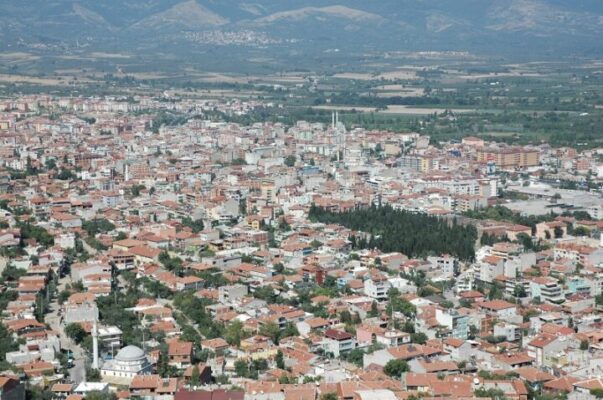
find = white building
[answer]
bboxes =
[74,382,109,396]
[364,275,391,300]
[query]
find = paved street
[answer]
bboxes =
[45,275,88,384]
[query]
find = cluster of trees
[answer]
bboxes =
[65,323,87,344]
[309,204,477,261]
[313,92,447,109]
[194,268,229,288]
[82,219,115,237]
[417,109,603,149]
[129,184,146,197]
[383,359,409,377]
[96,279,149,348]
[464,205,555,234]
[172,292,224,340]
[0,322,19,371]
[480,231,549,252]
[480,233,506,246]
[234,358,268,379]
[567,224,591,237]
[56,168,77,181]
[156,342,180,378]
[223,320,249,347]
[386,288,417,318]
[474,387,507,400]
[181,217,204,233]
[284,155,296,167]
[158,252,184,276]
[151,112,188,133]
[1,265,26,285]
[258,321,299,345]
[19,222,54,247]
[253,285,281,304]
[86,237,108,251]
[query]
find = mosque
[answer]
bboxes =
[99,345,152,382]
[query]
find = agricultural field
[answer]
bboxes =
[0,52,602,148]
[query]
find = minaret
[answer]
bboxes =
[92,319,99,369]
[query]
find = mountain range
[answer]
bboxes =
[2,0,603,70]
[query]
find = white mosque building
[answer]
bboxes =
[100,345,152,381]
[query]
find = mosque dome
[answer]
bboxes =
[115,345,145,362]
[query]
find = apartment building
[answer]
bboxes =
[476,147,539,168]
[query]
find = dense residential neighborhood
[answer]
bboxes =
[0,94,603,400]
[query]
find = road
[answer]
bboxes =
[45,275,88,384]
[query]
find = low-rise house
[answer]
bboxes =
[5,319,46,336]
[18,360,55,377]
[168,340,193,369]
[477,380,529,400]
[176,276,204,291]
[108,248,135,270]
[174,389,243,400]
[201,338,229,355]
[364,273,391,301]
[182,364,213,386]
[322,329,355,357]
[51,383,74,400]
[0,376,25,400]
[363,344,441,368]
[536,221,566,240]
[51,212,82,228]
[419,359,460,374]
[375,329,411,348]
[218,284,248,304]
[130,245,162,265]
[515,367,555,392]
[527,334,570,367]
[478,300,518,319]
[493,352,535,370]
[544,376,580,394]
[529,277,565,304]
[435,308,470,339]
[64,292,99,323]
[129,375,179,397]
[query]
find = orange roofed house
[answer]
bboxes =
[168,340,193,369]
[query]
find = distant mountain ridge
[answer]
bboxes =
[1,0,602,60]
[128,0,229,31]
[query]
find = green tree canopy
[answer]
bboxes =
[383,359,409,377]
[309,204,477,261]
[284,155,296,167]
